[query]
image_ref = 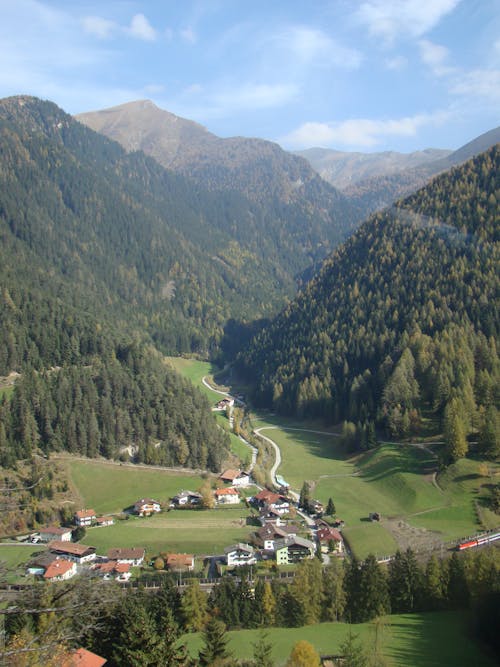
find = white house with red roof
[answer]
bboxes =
[133,498,161,516]
[43,558,77,581]
[214,487,240,505]
[316,526,344,553]
[219,469,250,486]
[74,509,96,526]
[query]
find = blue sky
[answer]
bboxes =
[0,0,499,152]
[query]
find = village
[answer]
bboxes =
[20,464,345,585]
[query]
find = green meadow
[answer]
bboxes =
[181,611,497,667]
[85,507,251,557]
[0,545,45,583]
[67,459,207,515]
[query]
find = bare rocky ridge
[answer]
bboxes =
[294,146,452,190]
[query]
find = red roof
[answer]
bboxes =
[95,561,131,574]
[48,541,95,557]
[166,553,194,568]
[44,559,75,579]
[215,487,239,496]
[254,489,281,503]
[317,527,342,542]
[75,509,96,519]
[219,469,240,481]
[62,647,107,667]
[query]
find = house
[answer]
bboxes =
[43,558,77,581]
[107,547,145,566]
[165,553,195,572]
[134,498,161,516]
[214,487,240,505]
[253,523,296,550]
[95,516,114,527]
[171,490,203,506]
[74,509,96,527]
[216,397,234,410]
[258,508,284,526]
[219,469,250,487]
[253,489,291,514]
[62,647,107,666]
[94,560,131,581]
[224,543,257,567]
[48,541,96,564]
[311,500,324,514]
[274,536,315,565]
[316,526,344,553]
[39,526,73,542]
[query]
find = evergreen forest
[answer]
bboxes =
[237,146,499,461]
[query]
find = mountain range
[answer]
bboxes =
[0,94,498,470]
[305,126,500,215]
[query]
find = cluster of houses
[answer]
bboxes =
[28,468,344,583]
[222,488,344,568]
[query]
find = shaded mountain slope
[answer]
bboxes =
[237,146,499,445]
[77,100,362,263]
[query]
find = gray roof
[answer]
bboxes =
[224,542,255,555]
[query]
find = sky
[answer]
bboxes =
[0,0,499,153]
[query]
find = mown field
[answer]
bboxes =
[169,358,499,559]
[181,611,497,667]
[66,459,207,515]
[85,507,251,557]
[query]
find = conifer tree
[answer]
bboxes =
[198,618,231,667]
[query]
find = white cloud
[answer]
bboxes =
[356,0,461,43]
[271,26,362,70]
[281,112,449,149]
[450,69,500,103]
[385,55,408,70]
[418,39,453,76]
[82,16,117,39]
[180,27,197,44]
[128,14,156,41]
[212,82,298,112]
[82,13,156,41]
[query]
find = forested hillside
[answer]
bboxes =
[0,344,228,470]
[0,95,245,470]
[0,96,297,362]
[237,146,499,459]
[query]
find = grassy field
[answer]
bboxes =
[0,545,45,583]
[85,507,251,556]
[66,459,207,514]
[181,611,496,667]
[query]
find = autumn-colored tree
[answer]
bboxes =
[285,640,321,667]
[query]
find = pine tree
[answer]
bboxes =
[339,631,368,667]
[181,580,208,632]
[443,398,468,461]
[252,631,274,667]
[198,618,231,667]
[326,497,336,516]
[322,559,346,621]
